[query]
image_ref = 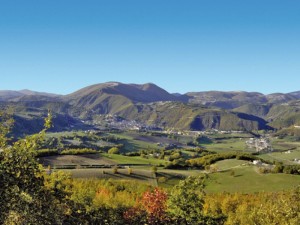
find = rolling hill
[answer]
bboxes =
[1,82,300,133]
[0,89,60,101]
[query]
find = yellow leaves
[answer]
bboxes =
[20,191,33,203]
[203,191,300,225]
[44,112,53,130]
[93,187,137,208]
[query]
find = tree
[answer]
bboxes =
[167,175,224,224]
[0,111,87,224]
[0,109,14,148]
[124,188,169,225]
[108,147,120,154]
[141,188,169,224]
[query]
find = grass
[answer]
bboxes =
[258,149,300,165]
[156,169,202,188]
[62,168,157,186]
[204,166,300,193]
[271,138,300,151]
[110,132,162,152]
[101,153,166,165]
[213,159,249,170]
[42,131,300,193]
[202,138,252,153]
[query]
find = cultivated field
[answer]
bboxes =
[39,154,116,166]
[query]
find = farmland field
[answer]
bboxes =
[38,131,300,194]
[101,153,167,165]
[204,165,300,193]
[63,168,158,186]
[39,154,116,166]
[202,138,252,153]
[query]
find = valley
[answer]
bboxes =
[1,82,300,224]
[2,82,300,194]
[35,127,300,193]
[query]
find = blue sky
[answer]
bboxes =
[0,0,299,94]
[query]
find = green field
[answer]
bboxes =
[256,138,300,164]
[258,149,300,165]
[212,159,249,170]
[110,132,163,152]
[41,131,300,194]
[271,138,300,151]
[204,165,300,193]
[157,169,203,188]
[202,138,251,153]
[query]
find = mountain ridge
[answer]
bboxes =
[1,82,300,133]
[1,82,299,102]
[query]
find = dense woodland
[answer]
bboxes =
[0,111,300,224]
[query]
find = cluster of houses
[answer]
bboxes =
[246,137,273,152]
[164,129,245,136]
[100,114,162,131]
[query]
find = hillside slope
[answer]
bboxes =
[1,82,300,132]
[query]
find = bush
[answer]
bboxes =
[127,167,133,175]
[187,152,268,168]
[112,166,118,174]
[151,166,157,173]
[36,149,59,157]
[258,167,270,174]
[158,177,167,183]
[108,147,120,155]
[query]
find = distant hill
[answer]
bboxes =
[0,90,24,101]
[119,102,271,131]
[64,82,180,104]
[62,82,269,131]
[266,93,297,104]
[185,91,268,109]
[63,82,183,117]
[233,103,272,118]
[1,82,300,133]
[0,89,60,101]
[18,89,60,97]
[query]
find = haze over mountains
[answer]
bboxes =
[1,82,300,135]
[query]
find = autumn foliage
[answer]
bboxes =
[124,188,169,225]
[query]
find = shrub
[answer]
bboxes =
[127,167,133,175]
[151,166,157,173]
[158,177,167,183]
[36,149,59,157]
[108,147,120,154]
[112,166,118,174]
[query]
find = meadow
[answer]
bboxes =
[39,131,300,193]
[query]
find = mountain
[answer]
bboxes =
[65,82,179,103]
[2,82,300,133]
[59,82,269,131]
[0,89,60,102]
[0,90,24,101]
[18,89,59,97]
[232,100,300,129]
[62,82,183,117]
[185,91,268,109]
[289,91,300,99]
[266,93,297,104]
[233,103,272,118]
[116,102,270,131]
